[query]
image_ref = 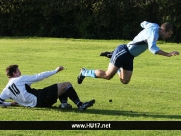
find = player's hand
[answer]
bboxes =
[56,66,65,73]
[168,51,180,57]
[10,102,19,106]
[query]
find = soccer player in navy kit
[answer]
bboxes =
[77,21,179,84]
[0,65,95,110]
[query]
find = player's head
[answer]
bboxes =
[159,22,173,40]
[6,64,21,78]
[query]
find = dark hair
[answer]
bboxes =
[161,22,173,32]
[6,65,18,78]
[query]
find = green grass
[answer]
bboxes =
[0,37,181,135]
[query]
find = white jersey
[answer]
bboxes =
[0,69,58,107]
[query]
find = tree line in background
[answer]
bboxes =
[0,0,181,42]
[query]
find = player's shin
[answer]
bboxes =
[59,93,68,103]
[65,86,82,107]
[82,69,96,78]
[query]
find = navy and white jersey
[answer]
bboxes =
[0,69,57,107]
[127,21,161,57]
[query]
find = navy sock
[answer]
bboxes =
[59,93,68,103]
[66,86,82,107]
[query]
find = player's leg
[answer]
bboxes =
[118,68,132,84]
[94,63,119,80]
[77,44,121,84]
[57,82,72,109]
[77,44,131,84]
[59,93,67,104]
[58,82,82,107]
[77,63,119,84]
[96,64,132,84]
[58,82,95,110]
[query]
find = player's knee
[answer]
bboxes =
[120,79,130,84]
[57,82,72,90]
[66,82,72,86]
[65,82,72,88]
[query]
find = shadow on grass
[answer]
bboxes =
[86,109,181,120]
[30,106,181,120]
[6,106,181,120]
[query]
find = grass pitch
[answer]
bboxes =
[0,37,181,135]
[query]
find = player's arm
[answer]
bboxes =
[147,29,180,57]
[156,50,179,57]
[23,66,65,84]
[0,93,19,107]
[10,102,19,106]
[147,31,179,57]
[1,102,18,106]
[0,99,18,107]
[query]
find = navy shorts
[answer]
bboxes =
[110,44,134,71]
[25,84,58,107]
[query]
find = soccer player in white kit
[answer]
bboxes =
[0,65,95,110]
